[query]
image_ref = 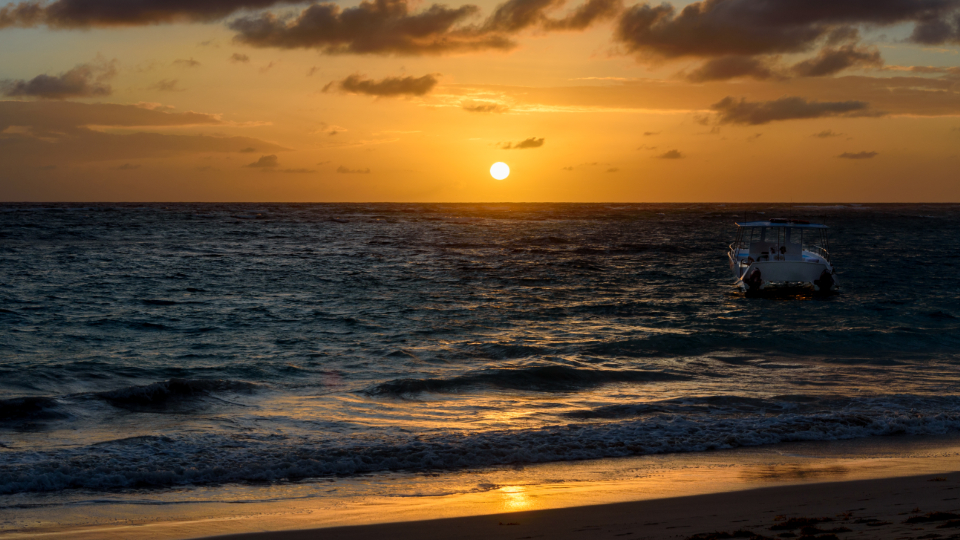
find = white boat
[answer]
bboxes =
[728,219,839,294]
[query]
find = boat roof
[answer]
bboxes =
[736,220,828,229]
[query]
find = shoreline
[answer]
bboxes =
[204,471,960,540]
[5,435,960,539]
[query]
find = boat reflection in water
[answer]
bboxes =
[728,218,839,295]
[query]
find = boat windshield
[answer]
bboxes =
[731,224,830,262]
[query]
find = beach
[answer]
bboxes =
[210,472,960,540]
[5,435,960,539]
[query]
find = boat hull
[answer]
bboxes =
[730,256,839,293]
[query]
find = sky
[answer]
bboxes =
[1,0,959,202]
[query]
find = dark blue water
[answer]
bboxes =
[1,203,959,496]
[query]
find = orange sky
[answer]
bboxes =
[1,0,959,202]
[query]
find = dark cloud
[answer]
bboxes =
[615,0,960,81]
[813,130,842,138]
[791,44,883,77]
[911,11,960,44]
[462,101,509,113]
[230,53,250,63]
[643,131,659,136]
[324,74,438,96]
[838,151,878,159]
[229,0,504,55]
[712,96,876,125]
[615,0,960,60]
[279,168,316,173]
[150,79,183,92]
[562,165,574,170]
[113,163,140,170]
[337,165,371,173]
[606,167,619,172]
[239,147,257,153]
[685,55,778,82]
[656,149,684,159]
[229,0,618,55]
[0,0,304,28]
[542,0,622,30]
[1,60,116,99]
[500,136,544,149]
[244,155,279,168]
[482,0,557,32]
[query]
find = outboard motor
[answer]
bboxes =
[814,269,834,293]
[744,268,763,293]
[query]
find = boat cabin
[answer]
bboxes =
[729,219,831,279]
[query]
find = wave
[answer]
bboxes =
[4,394,960,495]
[0,397,68,423]
[364,365,692,396]
[93,378,260,411]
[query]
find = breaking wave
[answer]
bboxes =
[364,365,692,396]
[3,394,960,495]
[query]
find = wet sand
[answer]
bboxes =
[207,471,960,540]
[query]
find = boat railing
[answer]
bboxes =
[807,245,830,261]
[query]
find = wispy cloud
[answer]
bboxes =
[838,151,878,159]
[500,137,544,149]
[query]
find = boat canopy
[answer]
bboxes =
[735,220,828,229]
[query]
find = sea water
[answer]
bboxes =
[1,203,959,507]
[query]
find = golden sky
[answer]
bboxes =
[1,0,959,201]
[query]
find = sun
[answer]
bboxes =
[490,162,510,180]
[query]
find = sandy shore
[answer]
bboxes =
[7,437,960,540]
[206,472,960,540]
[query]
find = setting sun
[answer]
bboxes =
[490,162,510,180]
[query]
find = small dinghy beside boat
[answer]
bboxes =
[728,218,839,294]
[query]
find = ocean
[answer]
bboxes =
[1,203,959,506]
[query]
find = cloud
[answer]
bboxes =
[229,0,617,55]
[113,163,140,170]
[655,149,684,159]
[279,168,316,173]
[461,100,509,113]
[812,129,842,138]
[614,0,960,81]
[244,155,279,168]
[615,0,960,60]
[149,79,183,92]
[1,59,116,99]
[0,0,304,28]
[562,165,574,170]
[541,0,622,30]
[173,58,201,68]
[229,0,503,55]
[239,147,257,153]
[0,107,287,167]
[790,44,883,77]
[324,74,438,96]
[606,167,619,172]
[686,55,779,82]
[230,53,250,63]
[500,136,544,149]
[337,165,371,173]
[0,100,221,132]
[712,96,876,125]
[643,131,659,136]
[838,151,878,159]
